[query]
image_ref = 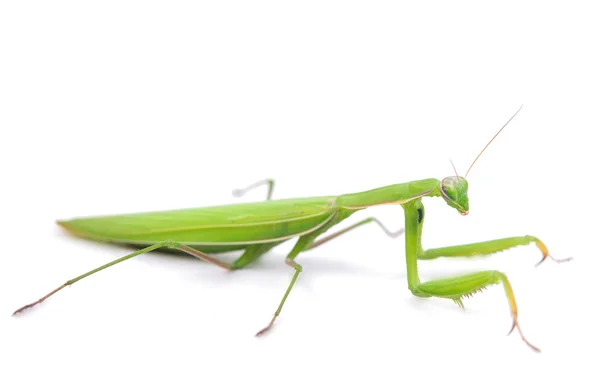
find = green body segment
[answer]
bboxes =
[336,178,440,208]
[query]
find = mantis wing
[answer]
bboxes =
[57,196,337,248]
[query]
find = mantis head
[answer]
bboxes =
[441,176,469,215]
[441,105,523,217]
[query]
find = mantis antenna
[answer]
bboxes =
[449,159,459,178]
[464,105,524,178]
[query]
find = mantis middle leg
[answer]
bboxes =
[255,209,403,336]
[255,210,349,336]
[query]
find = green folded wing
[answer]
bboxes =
[57,196,337,246]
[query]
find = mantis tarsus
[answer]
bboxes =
[13,106,570,352]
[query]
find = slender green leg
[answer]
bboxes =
[255,234,312,337]
[13,240,232,315]
[255,258,304,337]
[232,178,275,200]
[254,211,344,336]
[419,236,571,267]
[306,217,403,251]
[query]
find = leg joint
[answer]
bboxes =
[408,284,430,298]
[164,239,176,248]
[285,258,302,272]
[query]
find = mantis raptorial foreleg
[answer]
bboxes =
[419,236,572,267]
[12,240,234,315]
[401,199,556,352]
[412,270,539,351]
[412,236,570,352]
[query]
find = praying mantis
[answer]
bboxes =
[13,106,569,352]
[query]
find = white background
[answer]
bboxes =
[1,1,599,384]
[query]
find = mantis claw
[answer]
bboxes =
[507,319,541,353]
[12,283,68,316]
[255,318,276,337]
[534,239,572,267]
[534,254,573,268]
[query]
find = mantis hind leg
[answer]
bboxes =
[12,240,233,315]
[232,178,275,200]
[412,270,540,352]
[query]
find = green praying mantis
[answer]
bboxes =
[13,106,570,352]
